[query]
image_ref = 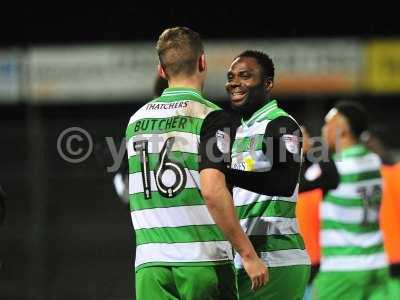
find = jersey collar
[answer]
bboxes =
[242,99,278,127]
[161,87,203,100]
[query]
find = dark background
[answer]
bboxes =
[0,5,399,300]
[2,5,399,46]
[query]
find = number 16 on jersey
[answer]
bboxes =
[133,137,187,200]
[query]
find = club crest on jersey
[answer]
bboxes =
[216,130,230,154]
[283,134,300,154]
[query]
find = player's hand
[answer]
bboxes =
[241,255,269,291]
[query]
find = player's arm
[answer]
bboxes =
[199,110,268,290]
[299,159,339,193]
[298,125,339,192]
[227,116,302,196]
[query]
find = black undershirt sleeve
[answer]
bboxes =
[227,116,303,197]
[199,110,237,174]
[298,157,340,194]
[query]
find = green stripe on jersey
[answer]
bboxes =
[130,188,204,211]
[322,220,380,233]
[236,200,296,219]
[232,135,264,153]
[126,116,202,138]
[135,224,225,245]
[323,244,384,256]
[129,152,199,173]
[340,170,381,183]
[333,144,369,159]
[324,194,364,207]
[243,100,277,125]
[249,234,305,252]
[257,108,288,122]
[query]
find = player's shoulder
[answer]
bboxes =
[364,148,383,167]
[197,96,221,111]
[202,109,240,134]
[266,114,301,136]
[187,96,223,121]
[204,109,229,122]
[190,97,221,118]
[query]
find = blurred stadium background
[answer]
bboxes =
[0,6,399,300]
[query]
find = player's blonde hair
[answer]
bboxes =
[156,27,204,78]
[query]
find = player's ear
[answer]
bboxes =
[265,77,274,93]
[199,53,206,73]
[158,64,168,80]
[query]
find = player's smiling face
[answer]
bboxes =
[225,57,264,108]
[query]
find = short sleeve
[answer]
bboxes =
[199,110,237,174]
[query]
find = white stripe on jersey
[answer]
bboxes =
[321,202,379,224]
[321,229,383,248]
[234,249,310,269]
[136,241,233,268]
[235,120,271,139]
[233,185,298,207]
[131,205,215,230]
[335,153,381,175]
[328,178,382,199]
[239,217,299,236]
[320,252,387,272]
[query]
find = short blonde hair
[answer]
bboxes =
[156,27,203,77]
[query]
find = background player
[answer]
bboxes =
[299,101,391,299]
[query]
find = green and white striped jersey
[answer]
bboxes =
[231,100,310,268]
[320,144,387,272]
[126,87,233,270]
